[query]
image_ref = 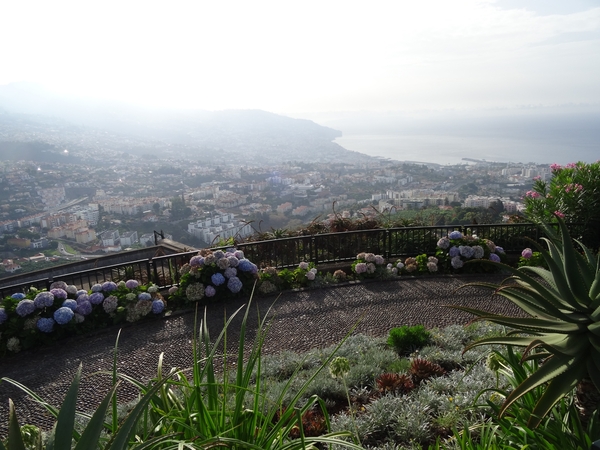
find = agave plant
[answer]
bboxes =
[450,217,600,428]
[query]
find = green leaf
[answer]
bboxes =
[528,360,586,428]
[7,399,27,450]
[73,383,119,450]
[499,354,578,419]
[50,364,83,450]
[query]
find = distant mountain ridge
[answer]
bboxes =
[0,83,372,164]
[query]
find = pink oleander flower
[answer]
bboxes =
[533,176,541,180]
[525,190,541,199]
[554,210,565,218]
[550,163,562,171]
[565,162,577,169]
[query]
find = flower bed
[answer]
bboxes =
[0,280,167,355]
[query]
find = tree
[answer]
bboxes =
[524,161,600,249]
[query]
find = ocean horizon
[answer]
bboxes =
[334,134,599,166]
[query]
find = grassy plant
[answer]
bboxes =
[387,325,431,355]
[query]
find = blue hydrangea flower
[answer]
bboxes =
[224,267,237,278]
[449,231,463,240]
[76,289,87,297]
[91,284,103,292]
[211,273,226,286]
[451,256,464,269]
[237,259,253,272]
[495,246,505,254]
[472,245,485,259]
[0,308,7,324]
[16,300,35,317]
[125,279,139,289]
[34,292,54,308]
[489,253,501,262]
[37,317,55,333]
[11,293,26,300]
[138,292,152,301]
[50,288,68,299]
[459,246,475,259]
[227,276,243,294]
[62,299,78,311]
[76,300,92,316]
[213,250,225,260]
[77,294,90,303]
[102,281,118,292]
[205,285,216,297]
[448,246,460,258]
[152,299,165,314]
[89,292,105,305]
[54,307,74,325]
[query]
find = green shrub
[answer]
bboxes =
[387,324,431,355]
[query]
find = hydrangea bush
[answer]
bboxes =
[258,261,321,293]
[0,280,166,355]
[170,248,259,304]
[434,230,506,273]
[351,252,388,279]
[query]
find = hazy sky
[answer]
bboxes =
[1,0,599,114]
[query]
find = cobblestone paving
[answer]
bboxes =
[0,275,525,436]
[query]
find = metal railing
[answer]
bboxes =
[0,222,580,298]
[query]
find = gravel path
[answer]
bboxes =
[0,275,524,437]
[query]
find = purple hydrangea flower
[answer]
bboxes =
[76,300,92,316]
[0,308,7,324]
[152,299,165,314]
[472,245,485,259]
[138,292,152,301]
[102,281,118,292]
[76,289,87,297]
[103,295,119,314]
[91,284,103,292]
[16,300,35,317]
[451,256,464,269]
[234,250,244,259]
[459,246,475,259]
[37,317,55,333]
[521,248,533,259]
[227,256,239,267]
[211,273,226,286]
[489,253,501,262]
[449,231,463,240]
[125,279,139,289]
[11,293,26,300]
[77,293,90,303]
[227,276,243,293]
[89,292,105,305]
[496,246,505,254]
[448,246,460,258]
[66,285,78,295]
[213,250,225,260]
[205,285,216,297]
[189,256,204,267]
[224,267,237,278]
[54,307,74,325]
[62,299,78,311]
[34,292,54,309]
[50,288,68,299]
[50,281,68,290]
[374,255,385,265]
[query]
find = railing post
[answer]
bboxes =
[385,229,391,259]
[311,236,316,265]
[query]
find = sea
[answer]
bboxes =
[334,134,599,166]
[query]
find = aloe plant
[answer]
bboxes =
[450,217,600,428]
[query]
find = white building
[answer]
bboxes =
[188,214,253,245]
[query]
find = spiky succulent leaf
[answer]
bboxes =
[454,217,600,427]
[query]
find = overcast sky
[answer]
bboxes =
[1,0,599,115]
